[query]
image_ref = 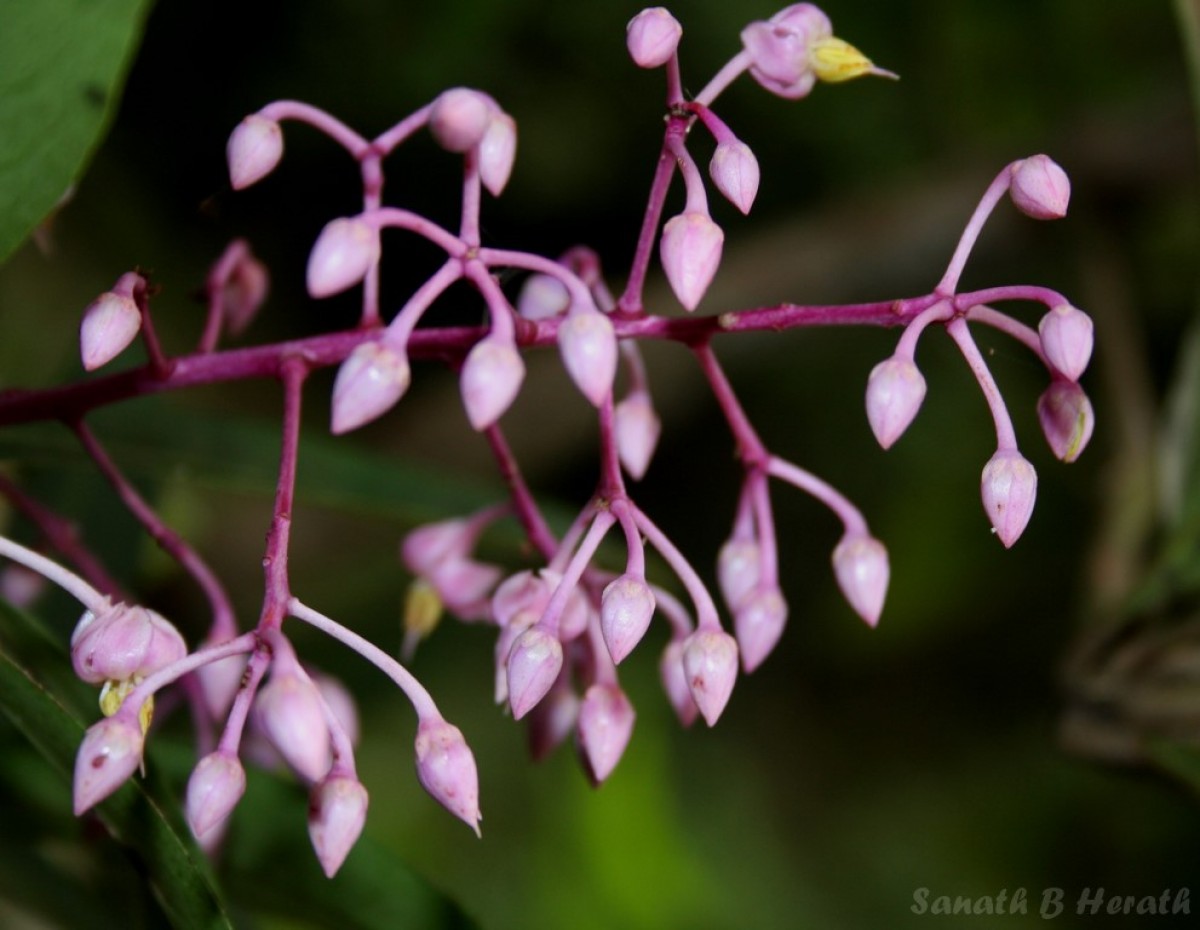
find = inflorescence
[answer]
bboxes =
[0,5,1093,877]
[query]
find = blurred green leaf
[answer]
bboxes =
[0,0,154,263]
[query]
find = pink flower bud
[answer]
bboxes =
[426,556,502,617]
[71,604,186,685]
[330,341,411,434]
[73,716,144,814]
[981,450,1038,548]
[733,587,787,672]
[255,673,332,782]
[682,629,739,726]
[227,114,284,190]
[506,626,564,720]
[220,248,269,336]
[80,291,141,371]
[1038,304,1093,381]
[517,273,570,320]
[600,574,656,664]
[576,684,636,785]
[186,751,246,840]
[401,518,471,575]
[660,639,699,727]
[306,218,380,299]
[414,718,481,835]
[740,4,832,99]
[308,775,369,877]
[831,534,889,627]
[1037,380,1095,463]
[479,111,517,196]
[614,390,662,480]
[558,312,617,406]
[491,570,551,626]
[526,679,579,762]
[460,338,525,430]
[866,355,927,449]
[626,7,683,68]
[429,88,492,153]
[557,584,593,643]
[717,538,761,612]
[313,673,361,747]
[493,610,536,704]
[660,211,724,311]
[197,646,247,720]
[709,140,760,215]
[1009,154,1070,220]
[0,563,47,608]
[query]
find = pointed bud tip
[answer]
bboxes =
[558,312,617,407]
[1010,155,1070,220]
[80,292,142,371]
[227,114,284,190]
[415,719,482,835]
[506,627,564,720]
[306,218,380,299]
[981,450,1038,548]
[600,574,656,664]
[330,341,411,434]
[308,776,369,877]
[866,356,926,449]
[73,717,144,815]
[832,535,889,627]
[682,629,739,726]
[460,339,525,430]
[660,212,724,311]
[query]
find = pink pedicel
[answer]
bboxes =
[626,7,683,69]
[980,449,1038,548]
[308,774,370,877]
[414,718,482,836]
[226,114,283,190]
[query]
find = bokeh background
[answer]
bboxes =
[2,1,1199,928]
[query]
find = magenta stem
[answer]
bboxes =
[694,343,767,464]
[945,316,1018,451]
[483,425,558,561]
[936,164,1015,295]
[538,509,615,637]
[630,502,720,630]
[765,456,868,536]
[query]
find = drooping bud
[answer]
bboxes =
[401,518,471,575]
[709,140,760,215]
[831,534,889,627]
[1037,380,1095,463]
[196,641,247,720]
[313,673,361,747]
[682,629,739,726]
[428,88,492,153]
[526,679,579,762]
[1009,155,1070,220]
[493,610,536,705]
[330,341,411,434]
[71,604,186,685]
[660,211,724,311]
[600,574,656,664]
[506,626,564,720]
[414,717,481,835]
[254,673,332,782]
[460,338,525,430]
[740,5,832,99]
[717,538,761,612]
[306,218,380,299]
[491,570,551,627]
[576,684,636,785]
[425,556,502,618]
[865,355,927,449]
[220,247,270,336]
[73,716,144,814]
[80,291,142,371]
[980,450,1038,548]
[626,8,683,69]
[516,273,570,320]
[556,583,593,643]
[479,111,517,196]
[614,390,662,480]
[308,774,370,877]
[186,751,247,841]
[1038,304,1093,382]
[227,114,284,190]
[659,638,699,727]
[733,587,787,672]
[558,312,617,406]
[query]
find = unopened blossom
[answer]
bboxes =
[73,715,144,814]
[414,718,481,835]
[831,534,889,627]
[308,774,369,877]
[460,337,525,430]
[479,111,517,196]
[1037,380,1095,463]
[220,246,269,335]
[226,114,283,190]
[626,7,683,69]
[733,587,787,672]
[186,750,247,841]
[516,273,570,320]
[527,678,580,762]
[660,639,699,727]
[330,341,411,434]
[576,684,636,785]
[558,312,618,406]
[506,626,564,720]
[71,603,186,685]
[255,672,332,782]
[1038,304,1093,382]
[740,4,831,99]
[682,629,739,726]
[600,573,656,664]
[80,291,142,371]
[865,355,927,449]
[1009,154,1070,220]
[402,518,473,575]
[614,390,662,480]
[491,570,552,626]
[980,450,1038,548]
[660,211,724,311]
[306,218,380,298]
[710,140,760,215]
[425,555,502,619]
[717,538,761,612]
[429,88,492,153]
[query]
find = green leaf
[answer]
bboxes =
[0,0,155,264]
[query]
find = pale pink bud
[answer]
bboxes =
[660,212,724,311]
[614,390,661,480]
[558,312,617,406]
[1038,304,1093,381]
[429,88,492,153]
[255,673,332,782]
[414,718,481,835]
[717,538,761,612]
[526,680,579,762]
[313,673,361,747]
[427,557,502,617]
[227,114,284,190]
[516,273,570,320]
[682,629,739,726]
[330,341,411,434]
[733,587,787,672]
[981,450,1038,548]
[709,140,760,215]
[0,563,47,608]
[740,4,832,99]
[506,626,564,720]
[308,775,369,877]
[491,570,552,626]
[659,639,699,727]
[71,604,186,685]
[196,645,248,722]
[1010,154,1070,220]
[479,111,517,196]
[80,291,141,371]
[831,534,889,627]
[401,518,471,575]
[557,585,593,643]
[600,574,656,664]
[1037,380,1095,463]
[577,684,636,785]
[493,610,536,704]
[460,338,525,430]
[186,751,246,840]
[73,716,144,814]
[221,248,269,335]
[866,356,927,449]
[306,218,380,299]
[626,7,683,68]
